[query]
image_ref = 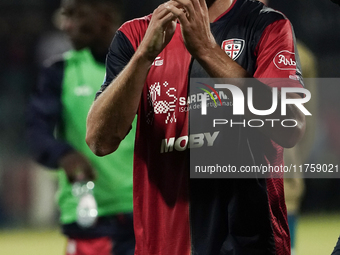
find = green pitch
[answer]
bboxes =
[0,213,339,255]
[0,229,66,255]
[296,213,340,255]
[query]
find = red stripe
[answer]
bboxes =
[118,15,152,51]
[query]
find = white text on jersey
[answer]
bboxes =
[160,132,220,153]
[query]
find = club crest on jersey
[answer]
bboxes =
[221,39,245,60]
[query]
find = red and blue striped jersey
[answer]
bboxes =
[98,0,303,254]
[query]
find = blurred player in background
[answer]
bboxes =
[86,0,307,254]
[27,0,136,254]
[258,1,318,254]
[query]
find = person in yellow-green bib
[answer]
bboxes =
[27,1,136,254]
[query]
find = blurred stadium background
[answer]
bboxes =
[0,0,340,254]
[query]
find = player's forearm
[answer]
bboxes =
[86,52,152,156]
[86,3,178,156]
[245,88,306,148]
[195,45,250,79]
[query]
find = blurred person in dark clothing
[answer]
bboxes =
[26,0,136,254]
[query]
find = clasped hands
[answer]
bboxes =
[139,0,217,62]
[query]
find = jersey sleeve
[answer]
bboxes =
[95,30,135,99]
[95,15,151,99]
[26,60,74,169]
[253,19,303,88]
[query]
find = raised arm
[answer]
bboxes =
[86,2,179,156]
[166,0,306,148]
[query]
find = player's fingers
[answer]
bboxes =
[191,0,202,12]
[198,0,208,12]
[160,11,178,25]
[153,4,172,19]
[152,1,177,22]
[166,2,189,26]
[171,0,194,17]
[154,1,181,19]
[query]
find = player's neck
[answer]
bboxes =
[208,0,234,22]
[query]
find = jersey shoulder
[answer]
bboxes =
[240,0,288,29]
[118,14,152,50]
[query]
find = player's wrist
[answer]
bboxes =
[188,35,217,59]
[134,47,157,66]
[191,40,218,61]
